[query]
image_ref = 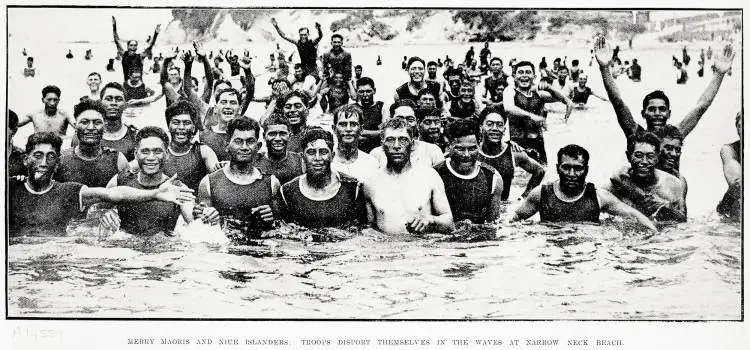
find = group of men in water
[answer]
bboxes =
[7,18,742,239]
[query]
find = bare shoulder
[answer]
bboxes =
[655,169,683,191]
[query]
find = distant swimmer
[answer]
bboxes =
[100,127,209,236]
[416,107,449,152]
[370,100,444,168]
[482,58,509,106]
[256,114,305,185]
[106,58,116,72]
[477,105,545,201]
[569,59,581,82]
[675,61,688,85]
[17,85,76,138]
[122,69,162,108]
[510,144,656,232]
[394,56,443,109]
[198,118,282,239]
[112,16,161,81]
[716,111,742,222]
[22,48,27,56]
[331,104,379,181]
[603,132,686,223]
[354,77,388,153]
[66,49,74,59]
[682,46,691,66]
[280,128,367,228]
[566,74,608,109]
[83,72,102,101]
[479,42,491,72]
[271,17,322,77]
[627,58,641,82]
[162,101,221,191]
[85,49,92,60]
[23,57,36,77]
[201,88,243,161]
[401,56,408,70]
[376,55,382,66]
[362,118,455,234]
[435,119,503,224]
[55,100,128,188]
[503,60,573,164]
[7,110,26,177]
[9,132,194,237]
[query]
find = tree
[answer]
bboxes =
[619,23,647,49]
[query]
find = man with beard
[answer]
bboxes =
[280,128,367,228]
[594,36,734,148]
[370,100,444,168]
[100,127,215,235]
[603,132,686,222]
[55,100,128,188]
[510,144,656,232]
[162,101,220,191]
[483,58,509,104]
[321,34,353,82]
[98,82,139,161]
[717,111,742,222]
[355,77,388,153]
[447,81,482,121]
[317,71,355,113]
[271,18,323,77]
[434,119,503,224]
[198,118,282,238]
[331,104,379,181]
[277,91,311,153]
[18,85,76,139]
[7,110,26,177]
[394,57,443,109]
[201,88,242,162]
[566,74,608,109]
[83,72,102,101]
[363,118,455,234]
[503,60,573,165]
[9,132,195,237]
[256,114,305,185]
[112,16,160,82]
[416,107,449,153]
[477,105,545,201]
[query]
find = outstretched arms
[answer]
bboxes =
[112,16,124,56]
[594,35,638,137]
[271,18,297,44]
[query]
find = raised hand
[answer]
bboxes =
[112,16,117,26]
[593,34,614,67]
[155,174,196,205]
[315,22,322,29]
[712,44,735,74]
[181,50,194,63]
[193,41,206,58]
[155,24,161,33]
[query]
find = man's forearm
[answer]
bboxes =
[432,214,455,233]
[599,64,636,135]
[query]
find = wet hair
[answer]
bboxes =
[478,105,507,123]
[299,27,310,34]
[415,107,441,123]
[332,103,363,124]
[553,57,561,64]
[626,131,662,156]
[294,63,303,70]
[300,127,334,151]
[331,33,343,41]
[417,88,438,101]
[41,85,61,98]
[632,58,638,64]
[88,72,101,80]
[100,82,124,99]
[73,99,107,119]
[571,59,579,66]
[9,109,19,130]
[389,99,417,118]
[227,117,261,140]
[406,56,425,69]
[446,119,479,142]
[427,61,437,67]
[355,65,362,70]
[642,90,670,111]
[27,57,34,62]
[557,144,590,165]
[356,77,375,89]
[26,132,62,155]
[490,57,502,64]
[513,61,535,74]
[277,90,310,111]
[655,124,684,142]
[216,87,240,102]
[135,126,169,148]
[165,100,200,128]
[127,40,137,46]
[262,112,290,132]
[380,116,415,139]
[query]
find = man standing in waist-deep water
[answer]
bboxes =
[198,118,283,239]
[279,128,367,228]
[510,144,656,232]
[255,113,306,185]
[363,118,455,235]
[717,111,742,222]
[330,104,379,182]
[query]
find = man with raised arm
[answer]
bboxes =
[112,16,161,82]
[271,17,323,77]
[363,118,455,235]
[9,132,194,237]
[510,144,657,232]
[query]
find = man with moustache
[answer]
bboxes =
[198,118,282,238]
[603,132,687,222]
[100,127,216,235]
[510,144,656,232]
[279,128,367,228]
[17,85,76,139]
[331,104,379,181]
[717,111,742,222]
[277,91,312,153]
[256,114,306,185]
[201,88,242,161]
[55,100,128,188]
[434,120,504,224]
[503,61,573,165]
[162,101,221,191]
[477,105,545,201]
[355,77,388,153]
[321,34,353,82]
[416,107,450,153]
[370,100,444,168]
[394,57,443,109]
[363,118,454,235]
[9,132,195,237]
[271,18,323,77]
